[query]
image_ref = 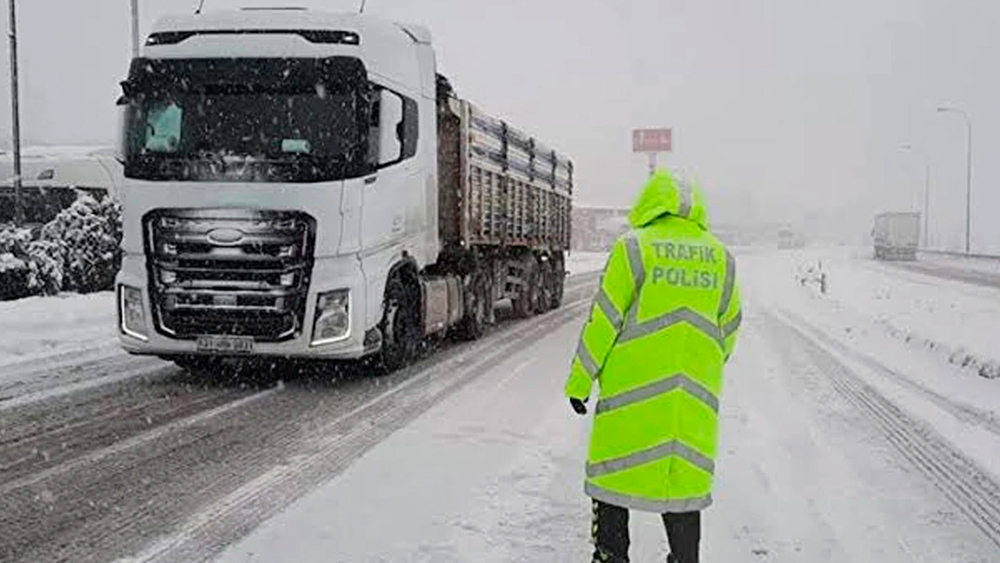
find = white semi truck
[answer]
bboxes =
[114,8,573,372]
[873,212,920,261]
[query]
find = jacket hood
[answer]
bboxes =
[627,169,710,230]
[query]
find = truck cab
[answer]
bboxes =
[116,9,440,364]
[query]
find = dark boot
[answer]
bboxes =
[592,500,630,563]
[662,511,700,563]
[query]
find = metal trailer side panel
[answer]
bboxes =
[436,94,572,252]
[874,212,920,247]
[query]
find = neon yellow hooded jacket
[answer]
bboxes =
[566,170,742,512]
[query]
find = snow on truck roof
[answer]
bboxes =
[150,9,431,46]
[144,9,434,96]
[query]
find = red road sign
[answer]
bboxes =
[632,128,672,153]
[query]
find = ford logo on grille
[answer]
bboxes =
[206,228,244,245]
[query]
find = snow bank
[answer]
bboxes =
[751,246,1000,379]
[0,291,116,371]
[746,246,1000,484]
[920,252,1000,275]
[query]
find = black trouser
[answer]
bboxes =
[591,500,700,563]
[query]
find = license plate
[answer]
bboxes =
[196,335,254,354]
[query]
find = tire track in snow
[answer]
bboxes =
[0,277,600,563]
[777,307,1000,437]
[0,272,603,491]
[0,354,165,407]
[0,382,259,489]
[767,311,1000,551]
[122,297,593,563]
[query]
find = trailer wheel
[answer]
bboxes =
[536,260,554,314]
[512,256,539,318]
[550,254,565,310]
[375,277,420,374]
[457,271,489,340]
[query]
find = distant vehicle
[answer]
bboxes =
[777,227,804,249]
[873,212,920,260]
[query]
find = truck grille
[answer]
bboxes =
[144,209,316,342]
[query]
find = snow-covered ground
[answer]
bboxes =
[749,246,1000,485]
[756,246,1000,378]
[565,251,608,276]
[0,291,116,371]
[6,246,1000,561]
[209,247,1000,562]
[919,252,1000,275]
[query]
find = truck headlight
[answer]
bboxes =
[311,289,351,346]
[119,285,149,341]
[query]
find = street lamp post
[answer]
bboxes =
[130,0,139,57]
[937,106,973,254]
[899,144,931,248]
[7,0,22,226]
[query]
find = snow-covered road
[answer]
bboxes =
[211,247,1000,562]
[5,248,1000,562]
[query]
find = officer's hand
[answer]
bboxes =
[570,397,588,415]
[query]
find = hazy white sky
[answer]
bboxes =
[0,0,996,250]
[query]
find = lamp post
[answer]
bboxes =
[130,0,139,57]
[7,0,22,225]
[937,106,973,254]
[899,144,931,248]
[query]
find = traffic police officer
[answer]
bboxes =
[566,169,742,563]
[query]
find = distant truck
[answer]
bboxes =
[777,227,804,249]
[114,8,573,373]
[873,212,920,260]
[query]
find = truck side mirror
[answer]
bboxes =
[115,101,128,164]
[378,89,404,166]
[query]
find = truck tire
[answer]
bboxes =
[457,271,489,341]
[549,254,565,310]
[375,277,420,374]
[536,260,554,314]
[512,256,539,318]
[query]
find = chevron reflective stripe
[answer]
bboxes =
[596,373,719,415]
[624,233,645,290]
[587,484,713,513]
[723,309,742,337]
[594,287,624,329]
[586,482,713,513]
[575,340,600,378]
[618,307,723,349]
[677,180,693,219]
[717,249,736,318]
[587,439,715,478]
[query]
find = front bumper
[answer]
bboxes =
[116,252,371,360]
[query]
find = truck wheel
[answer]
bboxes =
[457,272,489,340]
[536,260,554,314]
[550,255,565,310]
[376,277,420,374]
[512,256,539,318]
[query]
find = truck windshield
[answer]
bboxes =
[121,57,370,183]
